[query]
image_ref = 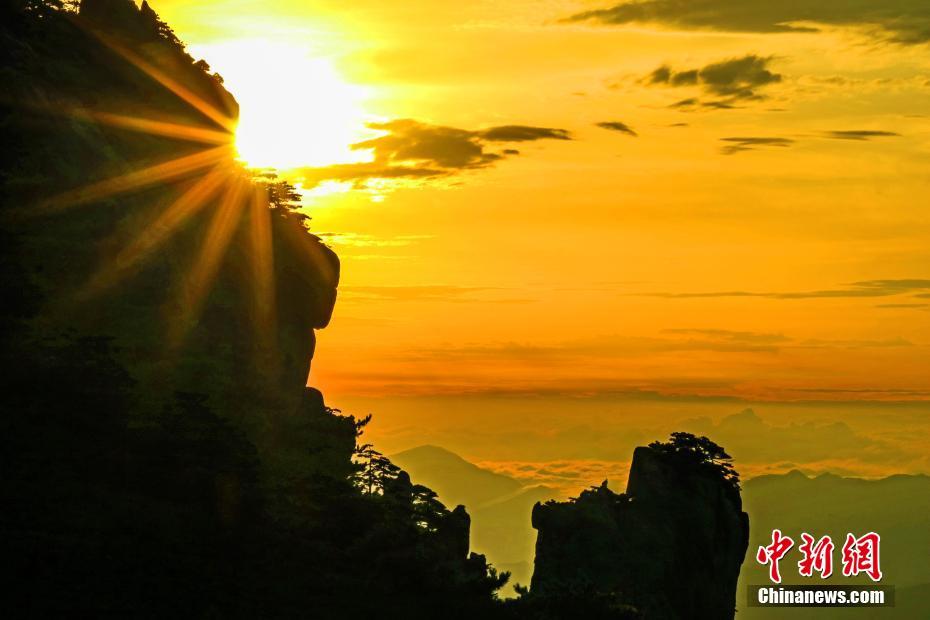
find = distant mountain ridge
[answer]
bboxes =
[392,444,525,509]
[392,445,556,588]
[398,444,930,615]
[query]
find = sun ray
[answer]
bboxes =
[88,28,237,134]
[71,109,233,145]
[79,165,229,298]
[247,183,278,351]
[34,145,231,216]
[169,172,249,345]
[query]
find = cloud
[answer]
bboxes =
[354,120,492,168]
[295,119,571,189]
[797,337,912,349]
[339,285,533,304]
[669,97,740,110]
[662,328,789,345]
[876,303,929,309]
[823,130,901,140]
[785,387,930,397]
[478,125,571,142]
[720,136,795,154]
[647,55,782,101]
[401,328,912,369]
[402,330,796,363]
[644,278,930,298]
[566,0,930,45]
[297,162,446,189]
[596,121,638,136]
[316,233,432,248]
[479,459,630,495]
[670,97,700,108]
[702,100,738,109]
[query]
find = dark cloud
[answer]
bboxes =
[670,97,740,111]
[644,278,930,298]
[700,55,782,96]
[670,97,700,108]
[566,0,930,45]
[355,120,493,168]
[295,119,570,188]
[720,136,794,154]
[478,125,571,141]
[647,55,782,105]
[596,121,638,136]
[717,129,901,154]
[702,100,738,109]
[823,130,901,140]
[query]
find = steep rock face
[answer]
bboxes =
[2,0,338,433]
[531,445,749,619]
[1,6,511,617]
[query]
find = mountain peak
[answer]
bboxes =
[391,444,522,511]
[393,444,470,462]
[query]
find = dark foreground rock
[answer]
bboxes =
[531,438,749,619]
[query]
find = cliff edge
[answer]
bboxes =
[530,434,749,619]
[1,3,504,617]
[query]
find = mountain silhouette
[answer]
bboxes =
[393,445,930,618]
[393,444,524,508]
[1,3,769,618]
[531,434,749,619]
[1,2,507,617]
[393,445,555,589]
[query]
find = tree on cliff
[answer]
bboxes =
[2,3,511,617]
[649,431,741,494]
[355,443,402,494]
[139,0,182,48]
[529,434,749,620]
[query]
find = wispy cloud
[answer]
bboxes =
[643,279,930,298]
[662,328,790,345]
[823,130,901,140]
[317,232,433,248]
[339,285,533,304]
[720,136,794,154]
[876,303,929,309]
[596,121,638,137]
[565,0,930,45]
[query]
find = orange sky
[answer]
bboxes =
[153,0,930,482]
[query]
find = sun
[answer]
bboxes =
[192,39,374,170]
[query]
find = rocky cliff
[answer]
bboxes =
[531,437,749,619]
[2,0,337,428]
[1,3,504,617]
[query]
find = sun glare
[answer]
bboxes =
[193,39,374,170]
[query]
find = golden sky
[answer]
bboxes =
[153,0,930,482]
